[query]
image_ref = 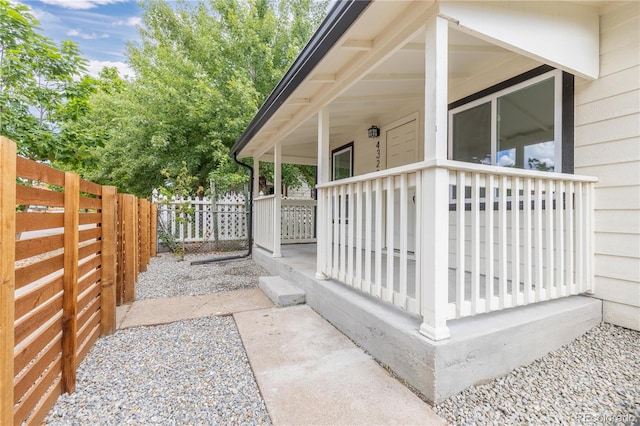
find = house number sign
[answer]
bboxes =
[376,140,380,171]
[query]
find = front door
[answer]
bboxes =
[385,119,417,252]
[386,119,417,168]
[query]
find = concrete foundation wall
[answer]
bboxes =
[253,246,602,403]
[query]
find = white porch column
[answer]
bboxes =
[252,157,260,249]
[315,106,330,279]
[420,13,450,341]
[273,145,282,258]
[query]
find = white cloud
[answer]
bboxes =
[86,60,134,78]
[112,16,141,27]
[67,28,109,40]
[29,8,61,24]
[497,149,515,167]
[39,0,127,10]
[524,141,555,170]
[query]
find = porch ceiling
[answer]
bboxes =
[240,0,599,165]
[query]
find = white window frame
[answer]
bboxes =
[331,142,353,181]
[448,69,563,172]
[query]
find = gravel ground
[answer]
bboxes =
[43,253,639,425]
[434,323,640,425]
[136,252,269,300]
[45,253,271,425]
[45,317,271,425]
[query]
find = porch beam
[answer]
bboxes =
[273,144,282,258]
[341,39,373,51]
[333,92,422,104]
[362,73,424,81]
[288,98,311,106]
[310,73,336,83]
[315,106,330,280]
[420,13,450,341]
[449,44,506,53]
[260,154,317,166]
[253,143,273,162]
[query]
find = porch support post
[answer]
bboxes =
[253,157,260,249]
[419,12,450,341]
[315,106,330,280]
[273,144,282,258]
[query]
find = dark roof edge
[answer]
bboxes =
[230,0,372,156]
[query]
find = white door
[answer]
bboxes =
[386,120,417,252]
[386,119,417,169]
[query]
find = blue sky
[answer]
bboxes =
[19,0,143,78]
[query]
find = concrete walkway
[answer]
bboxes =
[116,290,444,425]
[116,288,273,329]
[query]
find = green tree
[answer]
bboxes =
[157,162,201,260]
[0,0,95,166]
[84,0,327,197]
[528,158,554,172]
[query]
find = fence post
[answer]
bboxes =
[62,172,79,393]
[139,199,150,271]
[0,137,16,426]
[131,195,141,282]
[100,186,117,335]
[116,194,124,305]
[150,202,157,257]
[212,186,219,247]
[123,195,137,303]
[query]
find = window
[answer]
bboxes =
[332,142,353,180]
[449,69,565,172]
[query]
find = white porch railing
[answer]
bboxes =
[281,199,317,243]
[315,159,597,324]
[254,197,317,250]
[254,195,275,251]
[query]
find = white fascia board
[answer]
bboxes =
[439,1,600,80]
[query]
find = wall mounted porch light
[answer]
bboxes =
[368,125,380,138]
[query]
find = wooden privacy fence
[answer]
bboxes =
[0,137,157,425]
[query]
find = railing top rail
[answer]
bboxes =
[316,159,598,189]
[255,195,276,201]
[439,159,599,183]
[316,161,437,188]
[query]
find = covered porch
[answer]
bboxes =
[254,158,597,341]
[237,1,600,341]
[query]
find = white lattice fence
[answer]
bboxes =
[217,192,248,241]
[154,192,249,247]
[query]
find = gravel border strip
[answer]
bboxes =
[45,316,271,425]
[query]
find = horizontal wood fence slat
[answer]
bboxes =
[16,156,65,186]
[0,137,157,425]
[15,277,63,319]
[16,212,63,232]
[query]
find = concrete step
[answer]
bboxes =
[259,276,305,307]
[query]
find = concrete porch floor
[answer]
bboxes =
[253,243,603,403]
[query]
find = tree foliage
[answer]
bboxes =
[84,0,327,197]
[0,0,97,166]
